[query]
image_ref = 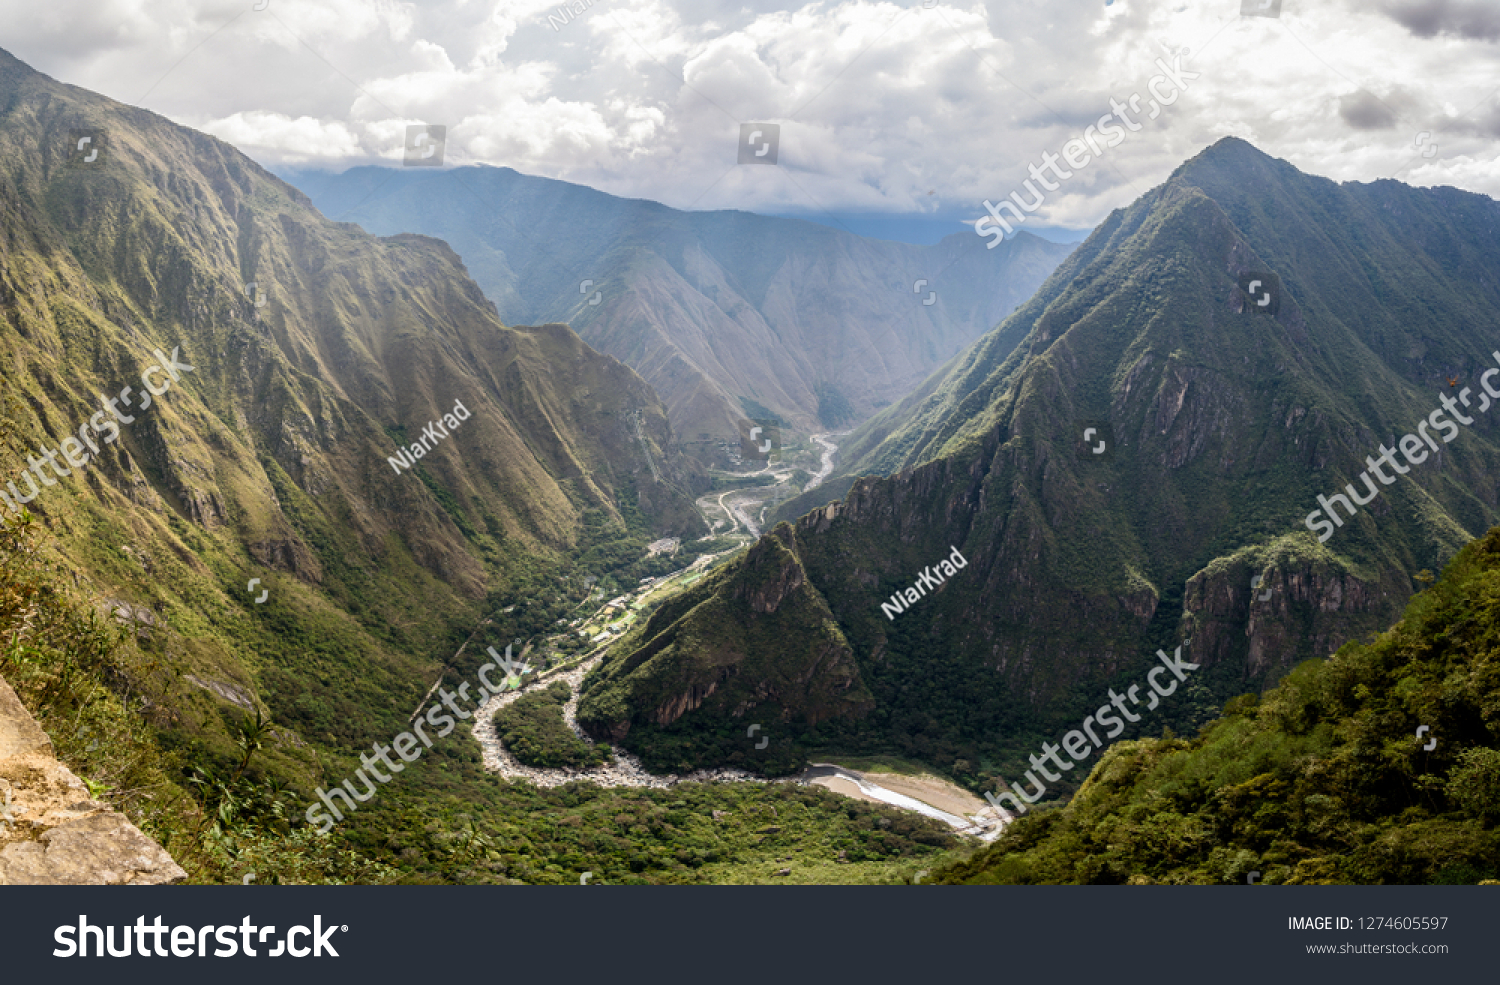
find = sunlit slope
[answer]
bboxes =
[0,45,701,765]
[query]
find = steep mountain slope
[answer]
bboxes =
[934,525,1500,885]
[582,138,1500,791]
[289,165,1074,448]
[0,46,702,775]
[577,523,873,775]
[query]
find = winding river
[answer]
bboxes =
[471,651,760,790]
[469,431,1004,836]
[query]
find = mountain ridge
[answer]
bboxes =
[582,137,1500,794]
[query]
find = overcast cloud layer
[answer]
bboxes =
[4,0,1498,234]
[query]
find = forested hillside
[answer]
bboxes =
[936,525,1500,885]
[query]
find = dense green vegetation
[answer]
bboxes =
[935,527,1500,885]
[578,532,875,777]
[0,499,960,885]
[0,504,392,885]
[736,398,784,428]
[814,381,856,428]
[494,682,610,770]
[349,779,957,885]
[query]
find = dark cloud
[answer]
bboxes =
[1381,0,1500,41]
[1339,90,1398,130]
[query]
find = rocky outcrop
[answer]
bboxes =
[1180,547,1397,677]
[0,676,185,885]
[728,527,806,614]
[651,674,730,726]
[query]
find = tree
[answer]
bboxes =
[1446,748,1500,823]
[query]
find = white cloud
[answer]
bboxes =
[201,110,364,165]
[0,0,1494,230]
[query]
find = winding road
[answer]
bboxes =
[698,432,843,539]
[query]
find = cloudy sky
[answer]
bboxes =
[4,0,1498,238]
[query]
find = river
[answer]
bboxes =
[470,429,1005,836]
[697,431,844,539]
[471,656,1003,838]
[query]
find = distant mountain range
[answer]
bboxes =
[288,165,1074,450]
[579,138,1500,788]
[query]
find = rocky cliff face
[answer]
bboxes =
[0,676,183,885]
[1180,546,1400,677]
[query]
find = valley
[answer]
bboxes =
[465,426,1005,838]
[290,165,1074,448]
[694,431,846,539]
[0,30,1496,893]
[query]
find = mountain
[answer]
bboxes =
[287,165,1074,450]
[933,525,1500,885]
[577,523,873,775]
[579,138,1500,792]
[0,45,703,787]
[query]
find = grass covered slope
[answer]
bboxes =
[0,427,950,887]
[0,44,709,819]
[935,525,1500,885]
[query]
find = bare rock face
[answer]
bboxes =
[0,679,50,760]
[0,677,185,886]
[1180,554,1393,676]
